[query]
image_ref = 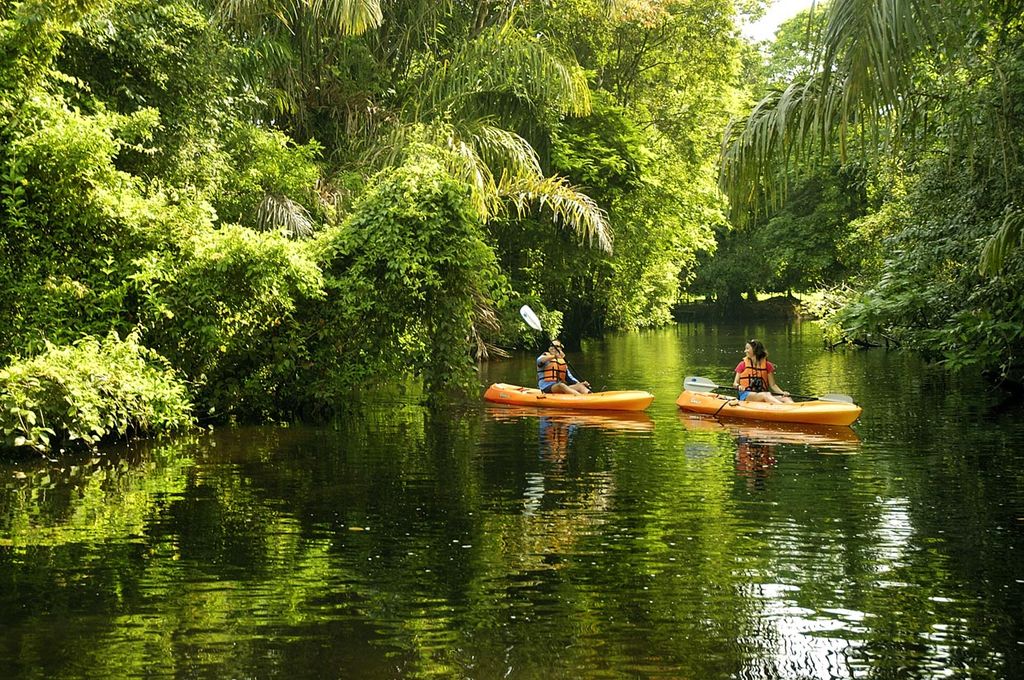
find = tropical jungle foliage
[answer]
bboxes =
[719,0,1024,383]
[0,332,193,453]
[6,0,1024,453]
[0,0,744,451]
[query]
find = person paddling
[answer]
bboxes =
[537,340,591,394]
[732,339,793,404]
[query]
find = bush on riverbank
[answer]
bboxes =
[0,333,193,454]
[288,152,506,413]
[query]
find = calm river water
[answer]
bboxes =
[2,322,1023,678]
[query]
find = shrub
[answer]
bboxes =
[291,150,506,411]
[132,224,325,417]
[0,332,193,454]
[213,124,326,235]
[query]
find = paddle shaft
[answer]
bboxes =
[706,384,821,402]
[684,375,855,404]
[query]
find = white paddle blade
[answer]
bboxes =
[684,376,719,393]
[819,393,855,404]
[519,304,544,332]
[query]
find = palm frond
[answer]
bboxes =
[375,120,610,251]
[979,206,1024,276]
[311,0,382,35]
[470,291,508,360]
[816,0,932,137]
[218,0,382,36]
[500,175,612,253]
[256,193,316,239]
[720,0,939,216]
[425,21,591,120]
[720,74,832,219]
[373,119,544,220]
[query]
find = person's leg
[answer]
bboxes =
[568,382,591,394]
[548,382,576,394]
[745,392,782,404]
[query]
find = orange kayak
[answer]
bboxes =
[484,383,654,412]
[675,389,861,426]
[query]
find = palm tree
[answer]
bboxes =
[216,0,612,250]
[215,0,383,138]
[721,0,1024,272]
[722,0,928,209]
[378,20,610,251]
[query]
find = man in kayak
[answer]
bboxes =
[733,339,793,404]
[537,340,591,394]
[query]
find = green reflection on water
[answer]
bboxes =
[1,323,1022,679]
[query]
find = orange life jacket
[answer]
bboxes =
[539,357,568,384]
[738,358,771,392]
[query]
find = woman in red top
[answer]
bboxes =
[732,339,793,404]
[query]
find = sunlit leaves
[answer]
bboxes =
[501,174,612,253]
[216,0,382,37]
[0,332,193,453]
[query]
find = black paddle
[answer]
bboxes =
[683,375,855,404]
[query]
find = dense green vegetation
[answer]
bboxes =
[0,0,740,450]
[4,0,1024,452]
[720,0,1024,383]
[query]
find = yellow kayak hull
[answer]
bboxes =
[675,389,861,426]
[484,383,654,412]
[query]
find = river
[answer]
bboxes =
[1,321,1022,678]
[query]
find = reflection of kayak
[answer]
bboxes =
[486,405,654,432]
[676,389,862,426]
[484,383,654,412]
[678,412,860,450]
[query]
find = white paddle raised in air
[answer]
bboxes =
[519,304,544,333]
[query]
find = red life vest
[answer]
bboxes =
[738,358,771,392]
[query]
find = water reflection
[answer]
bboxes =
[678,413,859,491]
[485,405,654,433]
[2,323,1023,678]
[678,413,861,452]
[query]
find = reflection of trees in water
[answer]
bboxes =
[0,437,199,547]
[10,400,995,679]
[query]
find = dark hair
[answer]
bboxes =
[748,339,767,361]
